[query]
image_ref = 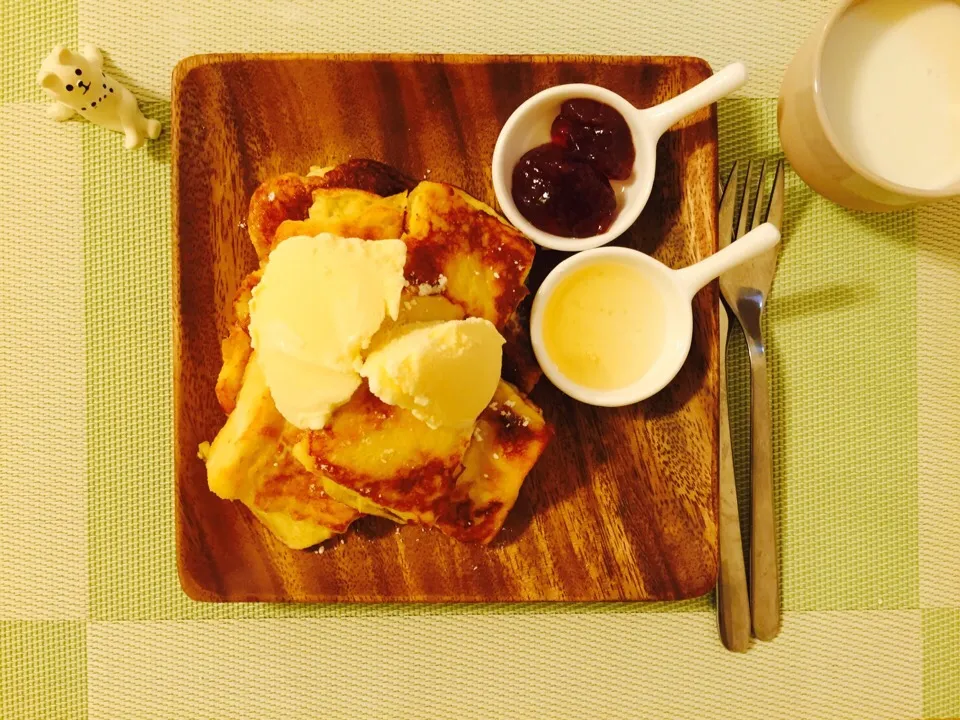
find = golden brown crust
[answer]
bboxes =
[295,380,551,544]
[248,173,324,259]
[315,158,417,197]
[204,354,361,548]
[215,326,252,414]
[402,182,535,330]
[436,382,552,544]
[247,160,416,259]
[300,385,471,523]
[276,189,407,244]
[232,269,262,332]
[254,461,360,534]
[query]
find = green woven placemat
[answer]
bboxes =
[2,0,958,717]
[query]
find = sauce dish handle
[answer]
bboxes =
[640,62,748,138]
[673,222,780,300]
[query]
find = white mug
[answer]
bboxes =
[779,0,960,211]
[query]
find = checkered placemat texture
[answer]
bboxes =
[1,0,958,718]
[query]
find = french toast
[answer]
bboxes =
[290,377,550,542]
[203,352,361,550]
[275,189,407,244]
[248,159,416,259]
[403,182,534,330]
[202,160,550,547]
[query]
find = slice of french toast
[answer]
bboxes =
[204,352,361,550]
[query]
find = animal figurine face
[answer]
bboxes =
[38,46,108,112]
[37,45,161,149]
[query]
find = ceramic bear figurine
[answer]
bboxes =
[37,45,161,149]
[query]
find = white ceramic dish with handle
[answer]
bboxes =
[492,62,748,251]
[530,222,781,406]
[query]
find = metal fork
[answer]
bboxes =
[716,165,750,652]
[719,159,785,641]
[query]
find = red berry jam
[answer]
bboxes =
[510,97,634,238]
[550,99,635,181]
[511,143,616,238]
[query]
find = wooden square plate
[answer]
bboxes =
[173,54,719,602]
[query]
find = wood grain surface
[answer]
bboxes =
[173,54,719,602]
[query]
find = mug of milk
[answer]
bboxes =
[779,0,960,211]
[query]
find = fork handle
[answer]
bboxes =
[717,310,751,652]
[747,341,781,640]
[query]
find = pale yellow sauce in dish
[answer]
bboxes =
[541,261,665,390]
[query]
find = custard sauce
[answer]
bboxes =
[541,261,665,390]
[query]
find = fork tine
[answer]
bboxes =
[764,160,785,229]
[749,160,768,231]
[736,160,757,240]
[718,162,739,250]
[719,160,739,196]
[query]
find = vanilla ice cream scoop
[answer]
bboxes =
[249,233,407,429]
[361,318,505,429]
